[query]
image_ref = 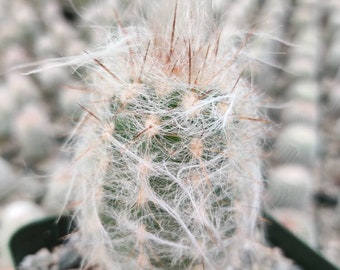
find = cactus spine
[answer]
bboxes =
[70,1,265,269]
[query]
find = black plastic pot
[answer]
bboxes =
[9,215,76,269]
[264,211,339,270]
[9,213,339,270]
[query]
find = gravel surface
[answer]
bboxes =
[18,234,82,270]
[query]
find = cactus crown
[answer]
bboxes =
[69,1,265,269]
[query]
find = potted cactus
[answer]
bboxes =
[17,1,269,269]
[7,1,340,270]
[63,1,266,269]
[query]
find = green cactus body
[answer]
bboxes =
[69,1,265,269]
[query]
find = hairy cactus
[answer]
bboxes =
[65,1,266,269]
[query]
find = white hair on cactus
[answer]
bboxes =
[59,1,267,269]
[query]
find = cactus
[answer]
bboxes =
[287,80,318,102]
[265,164,313,209]
[60,1,267,269]
[273,124,317,167]
[14,105,53,163]
[281,100,317,125]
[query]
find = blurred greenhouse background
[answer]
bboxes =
[0,0,339,269]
